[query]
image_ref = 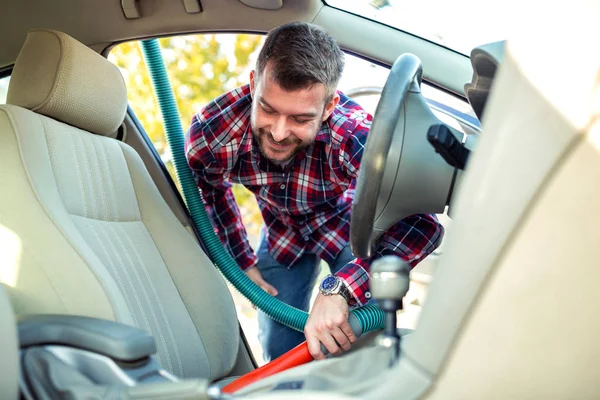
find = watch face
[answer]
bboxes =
[321,276,338,291]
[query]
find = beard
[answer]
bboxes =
[252,126,312,165]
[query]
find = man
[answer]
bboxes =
[185,22,443,362]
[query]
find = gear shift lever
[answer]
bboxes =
[370,255,411,361]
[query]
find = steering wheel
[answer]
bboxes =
[350,53,423,259]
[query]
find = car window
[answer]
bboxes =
[339,56,479,134]
[109,34,472,363]
[0,76,10,103]
[109,33,269,364]
[109,34,266,248]
[109,34,264,181]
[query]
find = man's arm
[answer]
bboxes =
[198,171,259,271]
[336,214,444,306]
[185,115,258,272]
[335,113,444,305]
[305,105,444,359]
[305,215,443,359]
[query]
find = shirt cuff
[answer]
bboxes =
[235,251,258,272]
[335,261,371,307]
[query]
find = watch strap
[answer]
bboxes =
[338,280,357,306]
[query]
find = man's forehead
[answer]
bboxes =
[258,77,326,115]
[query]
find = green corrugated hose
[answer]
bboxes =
[140,39,384,334]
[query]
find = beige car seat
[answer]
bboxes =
[0,285,19,399]
[0,29,242,383]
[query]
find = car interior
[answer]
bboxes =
[0,0,598,399]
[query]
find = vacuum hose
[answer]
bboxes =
[139,38,385,334]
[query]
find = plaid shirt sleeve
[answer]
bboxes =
[185,111,258,271]
[336,215,444,306]
[334,112,445,306]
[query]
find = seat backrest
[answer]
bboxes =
[0,30,240,382]
[363,21,600,400]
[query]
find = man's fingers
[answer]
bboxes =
[318,333,341,356]
[307,336,325,360]
[255,276,278,296]
[261,282,278,296]
[340,320,357,344]
[246,268,278,296]
[331,327,352,352]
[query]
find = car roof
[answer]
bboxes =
[0,0,472,95]
[0,0,321,69]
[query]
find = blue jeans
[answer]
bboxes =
[255,230,355,362]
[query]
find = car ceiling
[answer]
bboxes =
[0,0,472,96]
[0,0,321,68]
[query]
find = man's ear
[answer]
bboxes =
[249,70,256,96]
[322,92,340,121]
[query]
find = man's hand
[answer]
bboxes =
[304,293,357,360]
[245,267,278,296]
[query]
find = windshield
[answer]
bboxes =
[326,0,510,55]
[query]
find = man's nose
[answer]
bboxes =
[271,116,291,142]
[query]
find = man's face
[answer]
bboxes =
[250,64,339,165]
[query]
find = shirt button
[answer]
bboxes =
[299,220,305,225]
[365,292,372,299]
[303,236,309,241]
[280,184,286,190]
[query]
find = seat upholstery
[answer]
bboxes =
[0,30,240,381]
[0,285,18,400]
[363,26,600,400]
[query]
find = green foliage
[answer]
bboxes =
[108,34,265,237]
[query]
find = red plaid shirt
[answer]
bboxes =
[185,85,444,306]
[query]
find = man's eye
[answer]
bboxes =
[293,118,311,124]
[261,105,276,115]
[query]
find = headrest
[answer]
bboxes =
[7,30,127,136]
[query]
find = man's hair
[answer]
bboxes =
[256,21,345,101]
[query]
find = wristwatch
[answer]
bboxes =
[319,274,355,305]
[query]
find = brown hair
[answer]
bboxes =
[256,21,345,100]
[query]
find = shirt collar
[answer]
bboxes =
[315,121,332,145]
